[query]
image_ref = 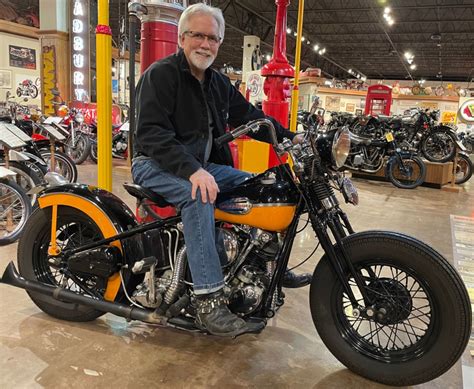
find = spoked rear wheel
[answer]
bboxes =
[310,231,471,386]
[387,155,426,189]
[18,207,108,321]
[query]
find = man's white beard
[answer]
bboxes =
[189,50,215,71]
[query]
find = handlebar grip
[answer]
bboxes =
[215,132,235,148]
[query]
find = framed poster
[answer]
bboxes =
[0,70,12,88]
[325,96,341,111]
[9,46,37,70]
[345,103,356,113]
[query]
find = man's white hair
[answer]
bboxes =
[178,3,225,45]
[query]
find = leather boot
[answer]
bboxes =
[282,269,312,288]
[196,289,264,337]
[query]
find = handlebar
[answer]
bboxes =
[214,119,278,148]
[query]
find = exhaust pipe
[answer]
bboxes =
[0,261,159,323]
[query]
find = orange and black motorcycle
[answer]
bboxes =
[0,119,470,386]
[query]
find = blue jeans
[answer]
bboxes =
[132,158,251,295]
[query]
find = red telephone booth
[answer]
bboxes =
[365,85,392,116]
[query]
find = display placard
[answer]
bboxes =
[3,123,32,142]
[9,45,37,70]
[43,116,63,125]
[38,124,66,141]
[0,124,27,149]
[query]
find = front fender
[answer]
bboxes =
[433,125,457,137]
[37,184,145,301]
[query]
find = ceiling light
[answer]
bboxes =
[356,74,361,79]
[387,19,394,25]
[348,69,352,73]
[410,64,417,70]
[307,40,311,45]
[266,54,271,61]
[286,28,292,34]
[313,44,319,51]
[361,76,367,81]
[420,79,426,84]
[301,36,305,42]
[324,80,332,86]
[404,51,412,59]
[293,31,297,36]
[384,7,391,14]
[321,48,326,54]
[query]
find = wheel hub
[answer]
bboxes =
[366,278,412,324]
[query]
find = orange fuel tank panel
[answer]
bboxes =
[215,205,296,232]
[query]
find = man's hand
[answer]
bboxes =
[189,168,219,204]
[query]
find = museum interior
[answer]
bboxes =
[0,0,473,388]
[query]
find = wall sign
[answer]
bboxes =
[459,98,474,123]
[70,0,90,102]
[9,45,36,70]
[42,46,57,116]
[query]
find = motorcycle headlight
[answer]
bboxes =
[332,127,351,169]
[75,113,84,123]
[315,127,350,169]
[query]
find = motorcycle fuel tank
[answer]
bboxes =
[214,166,298,232]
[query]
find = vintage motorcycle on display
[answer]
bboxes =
[354,109,458,163]
[89,121,129,163]
[0,119,470,386]
[345,130,427,189]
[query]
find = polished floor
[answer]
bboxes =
[0,161,472,389]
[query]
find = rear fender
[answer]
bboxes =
[37,184,145,302]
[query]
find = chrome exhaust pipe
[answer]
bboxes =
[0,261,158,323]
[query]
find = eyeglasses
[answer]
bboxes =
[183,30,221,45]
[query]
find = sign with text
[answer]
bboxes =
[9,45,36,70]
[70,0,90,102]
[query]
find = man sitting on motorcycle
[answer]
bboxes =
[133,3,310,337]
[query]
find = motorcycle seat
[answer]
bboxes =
[377,115,392,122]
[123,183,174,208]
[112,124,122,130]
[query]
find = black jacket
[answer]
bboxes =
[134,49,295,179]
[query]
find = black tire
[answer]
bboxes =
[39,150,78,183]
[455,153,473,185]
[0,161,43,205]
[29,85,38,99]
[0,179,32,245]
[310,231,471,386]
[90,140,97,163]
[421,129,456,163]
[387,155,426,189]
[17,206,107,322]
[65,133,91,165]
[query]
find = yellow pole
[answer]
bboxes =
[96,0,112,190]
[289,0,305,133]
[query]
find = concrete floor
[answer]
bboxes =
[0,161,472,389]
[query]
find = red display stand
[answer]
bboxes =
[364,85,392,116]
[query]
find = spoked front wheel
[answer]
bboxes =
[0,179,32,245]
[455,153,472,185]
[310,231,471,386]
[387,155,426,189]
